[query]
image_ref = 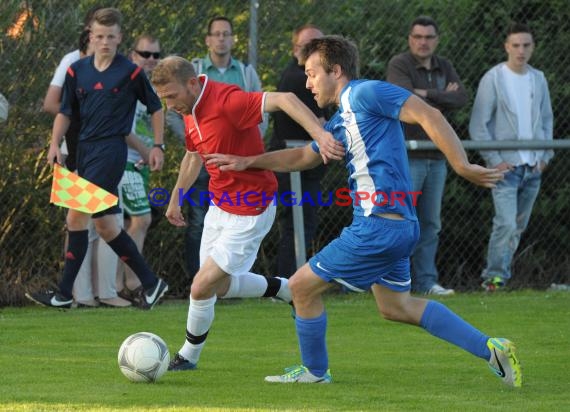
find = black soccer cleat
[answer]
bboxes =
[25,290,73,309]
[142,278,169,310]
[168,353,197,371]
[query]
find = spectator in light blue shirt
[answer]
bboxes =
[192,16,263,101]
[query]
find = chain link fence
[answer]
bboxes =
[1,0,569,305]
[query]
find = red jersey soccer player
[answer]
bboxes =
[151,56,342,371]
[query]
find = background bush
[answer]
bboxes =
[1,0,569,305]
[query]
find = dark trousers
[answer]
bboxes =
[275,164,325,278]
[183,167,210,284]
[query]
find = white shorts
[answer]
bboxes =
[200,204,276,275]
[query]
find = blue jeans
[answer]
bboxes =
[484,165,541,282]
[408,158,447,293]
[184,166,210,283]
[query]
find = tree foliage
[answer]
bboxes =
[1,0,569,305]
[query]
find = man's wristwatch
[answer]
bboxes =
[153,143,165,152]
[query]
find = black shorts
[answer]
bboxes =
[77,136,127,217]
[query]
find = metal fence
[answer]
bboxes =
[1,0,569,305]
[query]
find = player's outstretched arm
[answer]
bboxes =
[205,145,322,173]
[264,92,344,163]
[453,163,507,188]
[399,95,504,188]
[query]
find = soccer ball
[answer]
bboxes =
[118,332,170,383]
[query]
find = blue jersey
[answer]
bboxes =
[60,54,162,141]
[313,79,417,221]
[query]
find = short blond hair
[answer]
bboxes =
[151,56,197,87]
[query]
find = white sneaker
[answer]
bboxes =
[265,365,332,383]
[548,283,570,291]
[427,284,455,296]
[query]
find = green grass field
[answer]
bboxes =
[1,291,568,411]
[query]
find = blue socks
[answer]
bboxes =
[420,301,491,360]
[296,312,328,377]
[296,301,490,379]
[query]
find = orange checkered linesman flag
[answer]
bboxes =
[50,164,118,213]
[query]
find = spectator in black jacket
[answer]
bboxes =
[268,24,325,278]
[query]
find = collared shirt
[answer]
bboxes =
[191,54,266,136]
[315,79,416,221]
[200,54,247,90]
[387,51,468,159]
[61,54,161,142]
[183,76,277,216]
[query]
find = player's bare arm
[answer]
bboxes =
[399,95,504,188]
[166,151,202,227]
[48,113,71,167]
[263,92,344,163]
[205,144,322,173]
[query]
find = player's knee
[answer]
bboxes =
[378,303,410,322]
[288,275,314,302]
[190,278,204,297]
[190,273,218,300]
[96,225,120,242]
[378,305,398,321]
[66,213,90,231]
[288,275,302,294]
[190,281,206,299]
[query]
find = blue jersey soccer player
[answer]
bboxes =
[205,35,521,388]
[26,8,168,309]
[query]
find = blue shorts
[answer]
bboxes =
[77,137,127,217]
[309,215,419,292]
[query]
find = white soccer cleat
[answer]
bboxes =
[265,365,332,383]
[487,338,522,387]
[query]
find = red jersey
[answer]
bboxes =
[184,76,277,215]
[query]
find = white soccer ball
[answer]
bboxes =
[118,332,170,383]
